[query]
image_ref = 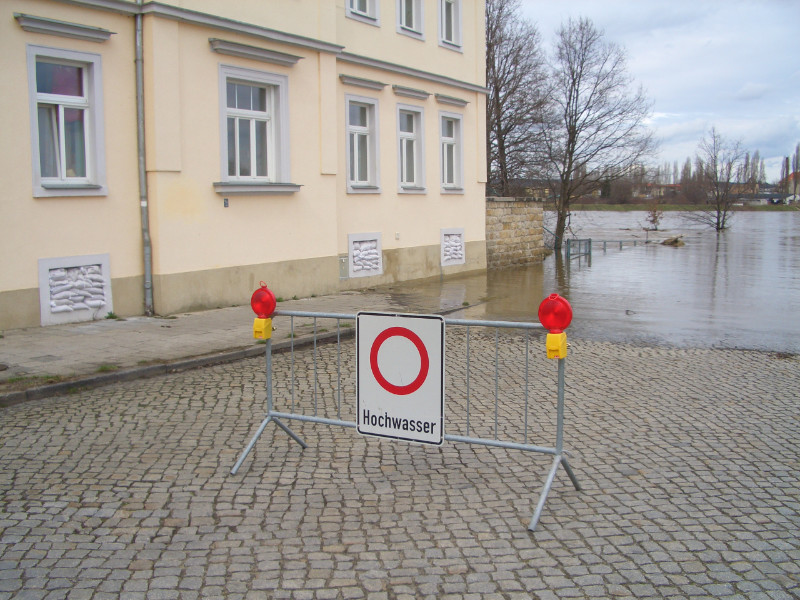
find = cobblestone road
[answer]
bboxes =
[1,333,798,599]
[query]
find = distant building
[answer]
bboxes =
[778,172,799,196]
[2,0,487,329]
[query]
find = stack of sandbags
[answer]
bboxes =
[49,265,106,313]
[352,239,381,273]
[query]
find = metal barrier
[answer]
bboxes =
[600,239,648,252]
[565,238,592,260]
[231,309,581,532]
[568,237,656,256]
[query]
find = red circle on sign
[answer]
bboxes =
[369,327,429,395]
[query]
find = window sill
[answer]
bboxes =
[348,185,381,194]
[36,183,106,198]
[439,40,463,53]
[398,26,424,41]
[441,186,464,195]
[213,181,301,196]
[346,11,380,27]
[400,186,427,194]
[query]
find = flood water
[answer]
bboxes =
[384,211,800,353]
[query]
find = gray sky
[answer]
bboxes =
[518,0,800,182]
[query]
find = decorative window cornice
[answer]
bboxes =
[339,52,486,95]
[142,3,343,55]
[340,75,387,90]
[45,1,344,54]
[435,93,468,107]
[14,13,115,42]
[209,39,302,67]
[392,85,430,100]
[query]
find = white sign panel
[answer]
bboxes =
[357,312,445,445]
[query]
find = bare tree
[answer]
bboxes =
[535,18,654,249]
[685,127,744,231]
[780,157,790,193]
[485,0,547,196]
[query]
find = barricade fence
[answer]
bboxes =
[566,236,657,259]
[231,309,581,531]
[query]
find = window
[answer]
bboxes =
[398,0,424,39]
[439,0,462,49]
[347,0,379,25]
[226,81,273,179]
[27,45,106,197]
[398,107,425,191]
[346,96,380,192]
[440,112,463,191]
[218,65,293,192]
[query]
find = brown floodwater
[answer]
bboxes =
[379,211,800,353]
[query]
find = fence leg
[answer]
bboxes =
[273,418,308,449]
[561,455,582,491]
[231,415,273,474]
[231,337,308,475]
[529,357,581,531]
[529,455,561,531]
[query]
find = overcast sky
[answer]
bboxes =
[518,0,800,182]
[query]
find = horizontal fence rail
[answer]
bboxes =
[565,235,660,258]
[231,309,581,531]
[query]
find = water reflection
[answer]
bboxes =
[382,211,800,353]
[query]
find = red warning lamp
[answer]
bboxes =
[251,282,276,319]
[538,294,572,359]
[538,293,572,333]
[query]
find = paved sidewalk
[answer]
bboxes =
[1,327,798,599]
[0,289,467,406]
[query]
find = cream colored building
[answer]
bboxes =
[1,0,487,329]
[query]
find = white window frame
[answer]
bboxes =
[438,0,462,50]
[397,0,424,40]
[346,95,380,193]
[397,105,425,193]
[347,0,380,26]
[439,111,464,193]
[218,65,290,186]
[26,45,106,197]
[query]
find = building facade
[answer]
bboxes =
[1,0,487,329]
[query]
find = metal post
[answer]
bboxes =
[529,356,580,532]
[494,329,499,439]
[556,358,565,454]
[266,337,273,415]
[231,338,273,475]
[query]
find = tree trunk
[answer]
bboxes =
[553,181,570,251]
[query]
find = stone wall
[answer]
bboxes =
[485,197,547,268]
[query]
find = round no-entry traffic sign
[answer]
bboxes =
[369,326,429,395]
[356,312,445,445]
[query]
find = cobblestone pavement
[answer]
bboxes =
[1,331,798,599]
